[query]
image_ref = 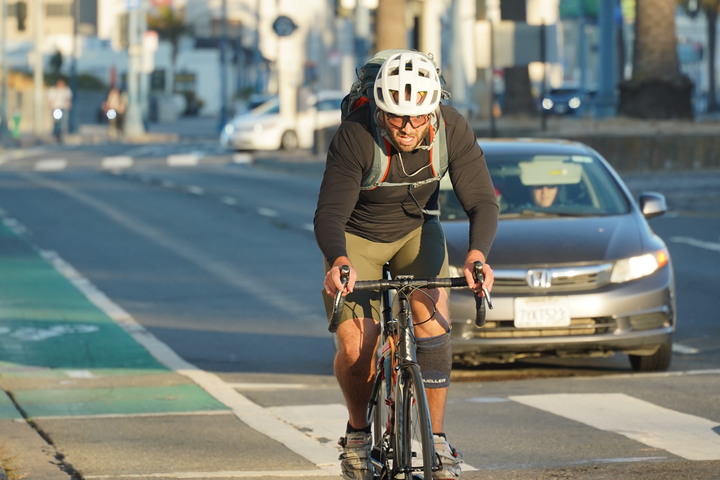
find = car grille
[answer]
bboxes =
[493,263,613,293]
[472,317,616,338]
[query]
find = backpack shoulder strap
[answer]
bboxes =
[433,109,448,180]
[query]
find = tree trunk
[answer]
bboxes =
[500,0,536,115]
[376,0,408,51]
[618,0,693,119]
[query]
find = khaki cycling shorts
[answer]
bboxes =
[323,218,449,325]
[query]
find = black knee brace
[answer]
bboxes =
[415,332,452,389]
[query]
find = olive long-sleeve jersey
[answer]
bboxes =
[314,104,498,266]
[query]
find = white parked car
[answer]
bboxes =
[220,91,344,151]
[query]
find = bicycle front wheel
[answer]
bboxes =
[368,357,391,479]
[393,363,436,479]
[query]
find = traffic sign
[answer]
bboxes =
[273,15,298,37]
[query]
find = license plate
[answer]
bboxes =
[514,297,570,328]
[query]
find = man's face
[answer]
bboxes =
[380,111,431,153]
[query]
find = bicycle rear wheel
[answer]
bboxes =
[393,364,435,479]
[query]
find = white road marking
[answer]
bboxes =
[34,159,68,171]
[220,196,238,206]
[672,343,700,354]
[257,207,279,217]
[510,393,720,461]
[101,156,134,170]
[167,153,200,167]
[670,236,720,253]
[232,153,253,164]
[229,383,311,391]
[186,185,204,195]
[269,403,479,472]
[41,249,341,477]
[269,403,346,443]
[85,469,336,478]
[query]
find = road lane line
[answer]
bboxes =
[102,156,134,170]
[167,153,200,166]
[24,174,315,321]
[670,236,720,253]
[186,185,204,195]
[232,153,253,164]
[672,343,700,354]
[257,207,279,217]
[510,393,720,461]
[43,250,341,476]
[85,469,336,478]
[34,159,68,171]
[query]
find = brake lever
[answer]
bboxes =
[472,261,493,327]
[329,265,350,333]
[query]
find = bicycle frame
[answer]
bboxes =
[369,264,438,479]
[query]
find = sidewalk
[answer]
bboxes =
[6,115,222,148]
[0,221,337,480]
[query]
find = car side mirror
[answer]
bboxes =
[638,192,667,219]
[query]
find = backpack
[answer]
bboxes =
[341,49,450,191]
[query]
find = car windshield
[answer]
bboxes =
[251,98,280,115]
[439,150,630,221]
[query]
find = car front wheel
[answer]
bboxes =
[280,131,299,151]
[628,339,672,372]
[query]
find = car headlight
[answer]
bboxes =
[541,98,554,110]
[568,96,582,109]
[610,248,669,283]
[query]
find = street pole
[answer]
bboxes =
[0,0,9,141]
[32,0,43,137]
[217,0,228,132]
[596,0,617,118]
[124,0,146,137]
[69,0,79,133]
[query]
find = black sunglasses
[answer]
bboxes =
[384,112,431,129]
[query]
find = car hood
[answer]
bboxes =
[444,214,655,267]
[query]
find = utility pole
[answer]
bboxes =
[124,0,146,137]
[32,0,43,137]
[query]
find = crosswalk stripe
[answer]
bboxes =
[268,404,479,472]
[510,393,720,461]
[34,158,68,171]
[102,155,134,170]
[167,153,200,166]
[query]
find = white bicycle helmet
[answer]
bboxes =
[373,51,442,116]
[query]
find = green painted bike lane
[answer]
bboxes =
[0,221,228,419]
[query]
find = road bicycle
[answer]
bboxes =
[329,261,491,480]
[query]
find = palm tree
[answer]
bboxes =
[376,0,408,51]
[618,0,693,119]
[147,6,194,95]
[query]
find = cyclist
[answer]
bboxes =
[314,50,498,480]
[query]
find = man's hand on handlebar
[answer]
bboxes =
[463,250,494,295]
[324,257,356,297]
